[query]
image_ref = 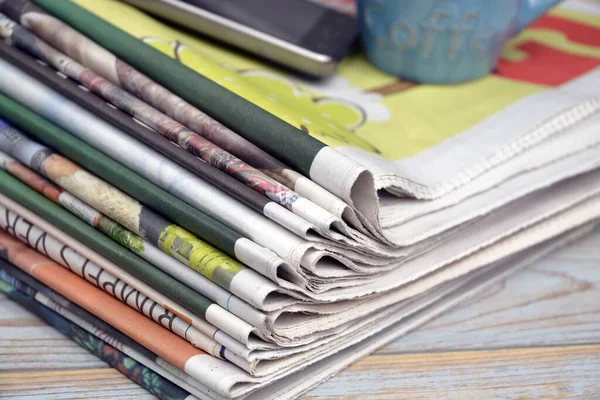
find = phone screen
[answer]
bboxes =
[180,0,331,44]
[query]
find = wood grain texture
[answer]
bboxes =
[0,230,599,399]
[305,345,600,399]
[0,369,155,399]
[0,295,107,373]
[380,233,600,353]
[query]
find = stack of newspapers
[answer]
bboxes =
[0,0,598,398]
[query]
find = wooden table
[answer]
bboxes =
[1,229,599,399]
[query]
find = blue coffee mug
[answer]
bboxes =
[358,0,560,84]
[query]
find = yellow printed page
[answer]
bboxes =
[74,0,376,152]
[75,0,560,160]
[352,75,544,159]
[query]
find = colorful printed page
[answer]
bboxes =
[72,0,599,172]
[0,227,258,397]
[71,0,600,237]
[0,265,198,400]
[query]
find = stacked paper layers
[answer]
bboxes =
[0,0,598,398]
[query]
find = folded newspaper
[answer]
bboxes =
[0,0,598,398]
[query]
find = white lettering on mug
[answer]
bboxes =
[449,12,478,59]
[365,0,499,59]
[390,21,416,50]
[472,25,497,53]
[420,10,452,56]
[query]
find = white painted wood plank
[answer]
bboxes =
[0,300,108,371]
[0,369,156,399]
[379,230,600,354]
[305,345,600,399]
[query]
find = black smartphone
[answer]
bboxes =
[124,0,358,77]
